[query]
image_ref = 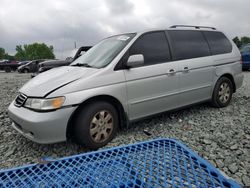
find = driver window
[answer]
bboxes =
[129,31,171,65]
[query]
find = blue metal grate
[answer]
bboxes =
[0,138,241,188]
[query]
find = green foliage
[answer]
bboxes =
[0,47,7,59]
[233,36,250,48]
[232,37,241,48]
[240,36,250,46]
[15,43,55,61]
[5,54,15,61]
[0,47,14,60]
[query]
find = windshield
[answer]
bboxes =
[71,33,135,68]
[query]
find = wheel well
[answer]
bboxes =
[66,95,127,139]
[220,74,236,93]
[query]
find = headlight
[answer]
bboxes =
[24,97,65,111]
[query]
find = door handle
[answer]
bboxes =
[166,69,176,75]
[183,67,189,73]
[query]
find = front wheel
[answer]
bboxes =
[73,101,119,149]
[211,77,233,108]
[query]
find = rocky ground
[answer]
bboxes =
[0,72,249,186]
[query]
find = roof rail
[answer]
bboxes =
[170,25,216,30]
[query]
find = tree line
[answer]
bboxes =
[0,43,55,61]
[232,36,250,48]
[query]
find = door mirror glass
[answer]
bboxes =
[126,54,144,68]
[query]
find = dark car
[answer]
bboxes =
[0,60,20,72]
[38,60,70,73]
[38,46,92,73]
[240,44,250,70]
[18,59,47,73]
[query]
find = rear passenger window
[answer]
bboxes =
[203,31,232,55]
[129,31,171,65]
[168,30,210,61]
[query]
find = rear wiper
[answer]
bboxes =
[71,63,94,68]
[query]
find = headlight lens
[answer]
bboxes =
[24,97,65,110]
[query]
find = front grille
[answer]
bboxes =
[14,93,27,107]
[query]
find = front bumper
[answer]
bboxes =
[31,73,38,78]
[38,67,49,73]
[8,102,77,144]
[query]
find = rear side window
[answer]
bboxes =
[129,31,171,65]
[168,30,210,61]
[203,31,232,55]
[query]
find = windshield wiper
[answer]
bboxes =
[71,63,94,68]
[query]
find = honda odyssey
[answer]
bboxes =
[8,25,244,149]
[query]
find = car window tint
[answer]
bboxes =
[168,30,210,61]
[129,31,171,65]
[203,31,232,55]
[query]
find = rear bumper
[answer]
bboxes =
[8,102,77,144]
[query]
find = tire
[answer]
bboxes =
[242,67,248,71]
[211,77,233,108]
[23,69,29,73]
[5,67,11,73]
[73,101,119,149]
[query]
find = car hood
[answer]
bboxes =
[20,66,99,97]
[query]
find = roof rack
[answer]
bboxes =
[170,25,216,30]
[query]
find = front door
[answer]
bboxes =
[123,31,180,120]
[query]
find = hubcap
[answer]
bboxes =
[218,82,230,103]
[89,110,114,143]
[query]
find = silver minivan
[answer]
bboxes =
[8,25,244,149]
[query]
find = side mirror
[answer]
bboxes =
[126,54,144,68]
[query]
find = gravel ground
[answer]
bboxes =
[0,72,250,186]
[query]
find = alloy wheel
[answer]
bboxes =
[218,82,230,104]
[89,110,114,143]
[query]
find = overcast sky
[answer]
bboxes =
[0,0,249,59]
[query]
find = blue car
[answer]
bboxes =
[240,44,250,70]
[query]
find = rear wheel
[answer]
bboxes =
[5,67,11,73]
[211,77,233,108]
[73,101,119,149]
[23,69,29,73]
